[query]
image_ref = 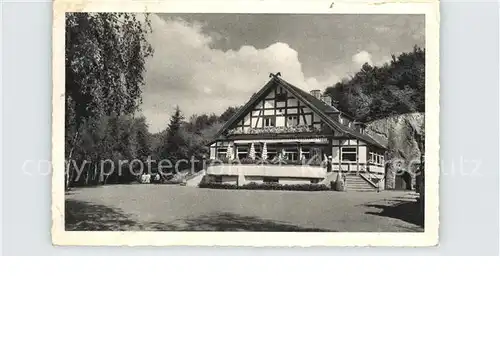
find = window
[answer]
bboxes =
[264,117,275,127]
[276,87,287,100]
[217,147,227,158]
[311,147,322,160]
[310,179,320,184]
[214,176,223,184]
[369,152,384,165]
[283,147,299,161]
[302,147,321,161]
[287,115,299,126]
[263,177,279,183]
[266,146,278,161]
[301,147,311,160]
[341,147,357,162]
[237,146,248,159]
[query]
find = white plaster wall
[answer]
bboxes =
[275,115,285,127]
[221,176,237,184]
[243,176,318,185]
[358,146,367,163]
[207,164,327,178]
[279,178,313,185]
[264,100,274,109]
[243,113,250,124]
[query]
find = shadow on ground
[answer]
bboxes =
[65,199,143,231]
[66,199,330,232]
[364,199,424,229]
[147,212,331,232]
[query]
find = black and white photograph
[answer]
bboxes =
[52,0,439,246]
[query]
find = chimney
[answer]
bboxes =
[310,89,322,100]
[322,95,332,106]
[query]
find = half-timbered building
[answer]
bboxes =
[206,73,387,190]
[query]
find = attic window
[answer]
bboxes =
[264,117,275,127]
[276,86,287,100]
[287,116,299,126]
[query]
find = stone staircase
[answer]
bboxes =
[185,169,206,187]
[344,173,378,192]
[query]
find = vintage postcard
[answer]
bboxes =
[52,0,440,246]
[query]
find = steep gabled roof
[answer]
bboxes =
[213,75,387,149]
[213,78,277,139]
[276,77,340,115]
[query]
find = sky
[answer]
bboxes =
[142,14,425,132]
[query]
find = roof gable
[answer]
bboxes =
[213,75,386,149]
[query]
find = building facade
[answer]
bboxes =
[206,74,387,189]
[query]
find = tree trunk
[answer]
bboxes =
[65,131,79,189]
[85,162,91,185]
[92,162,98,184]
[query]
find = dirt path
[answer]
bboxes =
[65,184,423,232]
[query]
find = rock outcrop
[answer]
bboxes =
[365,113,424,189]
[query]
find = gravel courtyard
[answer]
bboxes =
[65,184,423,232]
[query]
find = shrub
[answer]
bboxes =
[199,181,329,191]
[199,182,238,190]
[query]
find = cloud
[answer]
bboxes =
[141,15,421,132]
[352,50,373,66]
[142,15,348,132]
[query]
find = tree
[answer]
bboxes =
[323,46,425,122]
[159,107,187,171]
[65,12,154,188]
[219,106,240,122]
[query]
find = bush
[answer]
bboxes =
[199,182,238,190]
[199,181,329,191]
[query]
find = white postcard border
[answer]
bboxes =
[52,0,440,247]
